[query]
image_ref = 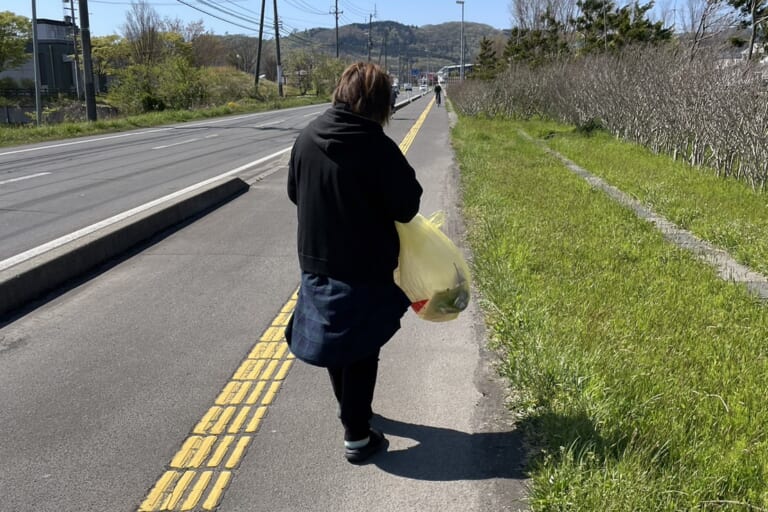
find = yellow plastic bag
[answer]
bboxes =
[394,212,471,322]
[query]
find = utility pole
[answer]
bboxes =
[456,0,464,81]
[255,0,265,86]
[397,48,401,87]
[64,0,81,98]
[273,0,283,97]
[367,13,373,62]
[330,0,342,58]
[31,0,42,126]
[77,0,97,120]
[382,27,389,71]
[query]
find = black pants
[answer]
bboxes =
[327,349,379,442]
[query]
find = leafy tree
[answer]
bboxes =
[0,11,31,73]
[108,63,160,113]
[90,35,130,91]
[156,54,205,109]
[311,54,347,97]
[159,31,193,61]
[284,50,314,95]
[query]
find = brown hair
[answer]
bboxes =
[332,62,393,125]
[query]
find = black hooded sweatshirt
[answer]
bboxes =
[288,104,423,283]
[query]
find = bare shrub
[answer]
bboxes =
[451,46,768,189]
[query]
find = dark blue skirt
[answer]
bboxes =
[285,272,411,368]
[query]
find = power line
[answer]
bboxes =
[341,0,369,18]
[219,0,272,23]
[90,0,179,5]
[195,0,262,26]
[175,0,258,32]
[283,0,327,16]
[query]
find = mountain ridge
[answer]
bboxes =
[282,20,507,74]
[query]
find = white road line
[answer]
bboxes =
[253,120,280,128]
[0,172,52,185]
[0,146,293,273]
[152,138,201,150]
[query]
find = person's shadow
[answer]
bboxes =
[369,415,527,481]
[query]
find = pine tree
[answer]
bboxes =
[474,37,500,79]
[503,9,569,67]
[573,0,672,54]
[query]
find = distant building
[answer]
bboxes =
[436,64,474,85]
[0,18,78,95]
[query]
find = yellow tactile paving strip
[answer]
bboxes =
[137,98,434,511]
[137,292,296,511]
[399,97,434,154]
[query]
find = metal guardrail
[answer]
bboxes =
[1,87,77,99]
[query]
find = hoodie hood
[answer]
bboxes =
[309,105,384,157]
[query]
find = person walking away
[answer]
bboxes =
[390,85,399,112]
[434,83,442,107]
[285,62,423,464]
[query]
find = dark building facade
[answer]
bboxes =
[0,18,78,96]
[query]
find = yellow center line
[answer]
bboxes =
[137,98,434,511]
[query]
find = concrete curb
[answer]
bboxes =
[393,90,427,111]
[0,176,249,319]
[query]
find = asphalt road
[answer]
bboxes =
[0,97,529,511]
[0,104,326,262]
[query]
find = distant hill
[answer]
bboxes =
[282,20,506,76]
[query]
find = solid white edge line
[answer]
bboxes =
[0,146,292,273]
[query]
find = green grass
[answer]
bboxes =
[0,95,327,148]
[524,119,768,277]
[452,116,768,511]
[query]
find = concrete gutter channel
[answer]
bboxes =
[0,175,250,319]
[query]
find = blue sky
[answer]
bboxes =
[16,0,512,37]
